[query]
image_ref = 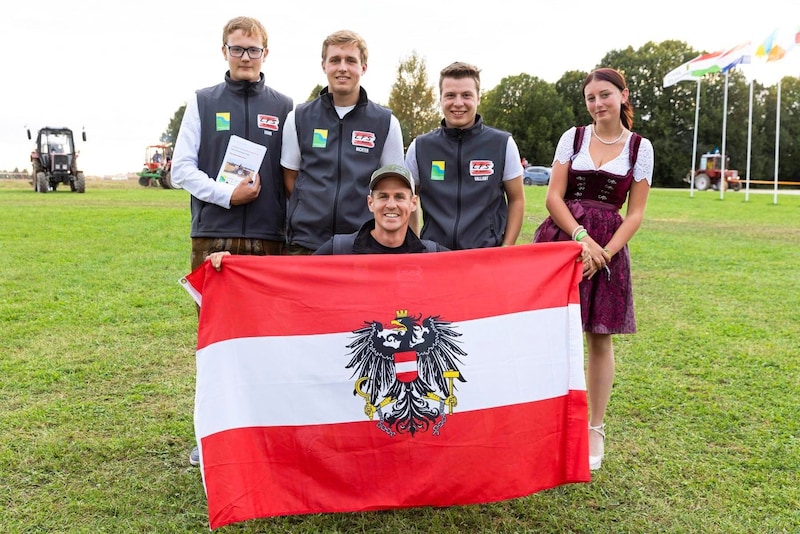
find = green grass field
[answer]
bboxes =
[1,179,798,533]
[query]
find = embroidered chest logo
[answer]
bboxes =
[215,112,231,131]
[470,160,494,181]
[312,129,328,148]
[346,309,467,437]
[352,130,376,152]
[430,161,445,181]
[257,114,279,132]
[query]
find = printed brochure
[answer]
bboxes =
[216,135,267,187]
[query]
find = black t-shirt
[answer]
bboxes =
[314,220,447,255]
[360,232,415,254]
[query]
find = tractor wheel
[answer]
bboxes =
[138,176,150,187]
[694,173,710,191]
[74,172,86,193]
[35,172,49,193]
[159,170,173,189]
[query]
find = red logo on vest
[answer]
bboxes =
[258,115,279,131]
[352,131,376,148]
[470,160,494,176]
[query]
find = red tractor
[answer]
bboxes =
[686,152,742,191]
[137,144,174,189]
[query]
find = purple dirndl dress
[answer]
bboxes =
[534,127,643,334]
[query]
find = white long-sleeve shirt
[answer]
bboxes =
[171,94,235,208]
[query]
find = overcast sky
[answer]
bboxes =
[2,0,799,176]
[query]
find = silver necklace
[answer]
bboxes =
[592,126,625,145]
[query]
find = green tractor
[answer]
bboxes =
[28,126,87,193]
[137,144,174,189]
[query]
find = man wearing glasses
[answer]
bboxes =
[171,16,293,467]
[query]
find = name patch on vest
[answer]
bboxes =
[312,129,328,148]
[216,113,231,131]
[470,160,494,181]
[431,161,445,181]
[352,130,376,150]
[258,114,279,132]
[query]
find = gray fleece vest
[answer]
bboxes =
[286,87,392,250]
[414,116,510,250]
[191,72,292,240]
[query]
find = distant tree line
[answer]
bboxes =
[159,41,800,188]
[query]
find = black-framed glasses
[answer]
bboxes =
[225,45,264,59]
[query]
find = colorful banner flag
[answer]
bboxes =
[663,42,753,88]
[181,243,590,529]
[663,50,724,87]
[755,25,800,62]
[716,41,752,72]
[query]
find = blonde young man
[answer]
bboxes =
[281,30,405,254]
[405,61,525,250]
[172,16,292,272]
[171,16,293,466]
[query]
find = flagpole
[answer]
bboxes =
[745,78,754,202]
[773,78,781,205]
[662,52,725,199]
[690,80,701,198]
[720,71,729,200]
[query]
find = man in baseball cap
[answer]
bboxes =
[311,164,446,254]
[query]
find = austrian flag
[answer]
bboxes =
[181,243,589,529]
